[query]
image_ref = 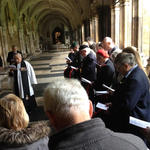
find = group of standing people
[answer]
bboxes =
[65,37,150,148]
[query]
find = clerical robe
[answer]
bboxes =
[13,60,37,113]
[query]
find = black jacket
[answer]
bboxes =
[7,51,22,65]
[0,56,3,67]
[81,52,96,81]
[49,118,147,150]
[110,66,150,131]
[94,59,115,90]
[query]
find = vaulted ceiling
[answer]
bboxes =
[0,0,112,33]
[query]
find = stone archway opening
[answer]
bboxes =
[52,27,64,44]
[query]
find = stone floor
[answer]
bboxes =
[0,49,69,121]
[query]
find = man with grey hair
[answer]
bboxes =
[44,78,147,150]
[107,52,150,146]
[86,36,96,52]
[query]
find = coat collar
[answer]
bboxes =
[0,121,50,145]
[49,118,110,149]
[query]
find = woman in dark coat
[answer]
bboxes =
[0,94,50,150]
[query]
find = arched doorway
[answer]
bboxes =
[52,27,64,44]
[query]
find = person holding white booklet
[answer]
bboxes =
[44,78,148,150]
[94,49,115,91]
[105,52,150,148]
[64,41,81,79]
[79,44,97,104]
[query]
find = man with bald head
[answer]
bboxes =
[102,37,121,60]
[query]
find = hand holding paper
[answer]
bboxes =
[65,57,72,62]
[70,66,78,70]
[9,65,16,69]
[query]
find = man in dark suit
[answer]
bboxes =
[7,45,22,65]
[108,52,150,145]
[7,45,22,90]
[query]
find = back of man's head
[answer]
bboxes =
[86,37,93,42]
[86,37,94,46]
[44,78,91,130]
[12,45,17,52]
[114,52,136,67]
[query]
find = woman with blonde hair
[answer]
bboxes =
[0,94,50,150]
[123,46,147,76]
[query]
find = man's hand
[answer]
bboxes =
[20,67,27,71]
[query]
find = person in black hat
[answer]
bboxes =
[79,44,97,104]
[67,41,79,64]
[79,44,96,82]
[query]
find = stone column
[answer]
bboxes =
[29,32,35,54]
[77,26,82,45]
[146,6,150,75]
[120,0,131,48]
[90,19,93,39]
[137,0,143,52]
[111,1,120,47]
[81,24,85,42]
[94,15,99,42]
[35,32,40,51]
[114,3,120,47]
[131,0,138,48]
[111,5,115,41]
[18,29,26,55]
[0,27,8,65]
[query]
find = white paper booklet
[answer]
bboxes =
[65,57,72,62]
[94,90,109,96]
[81,77,92,85]
[96,102,109,110]
[70,66,78,70]
[9,65,16,68]
[102,84,115,92]
[129,116,150,128]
